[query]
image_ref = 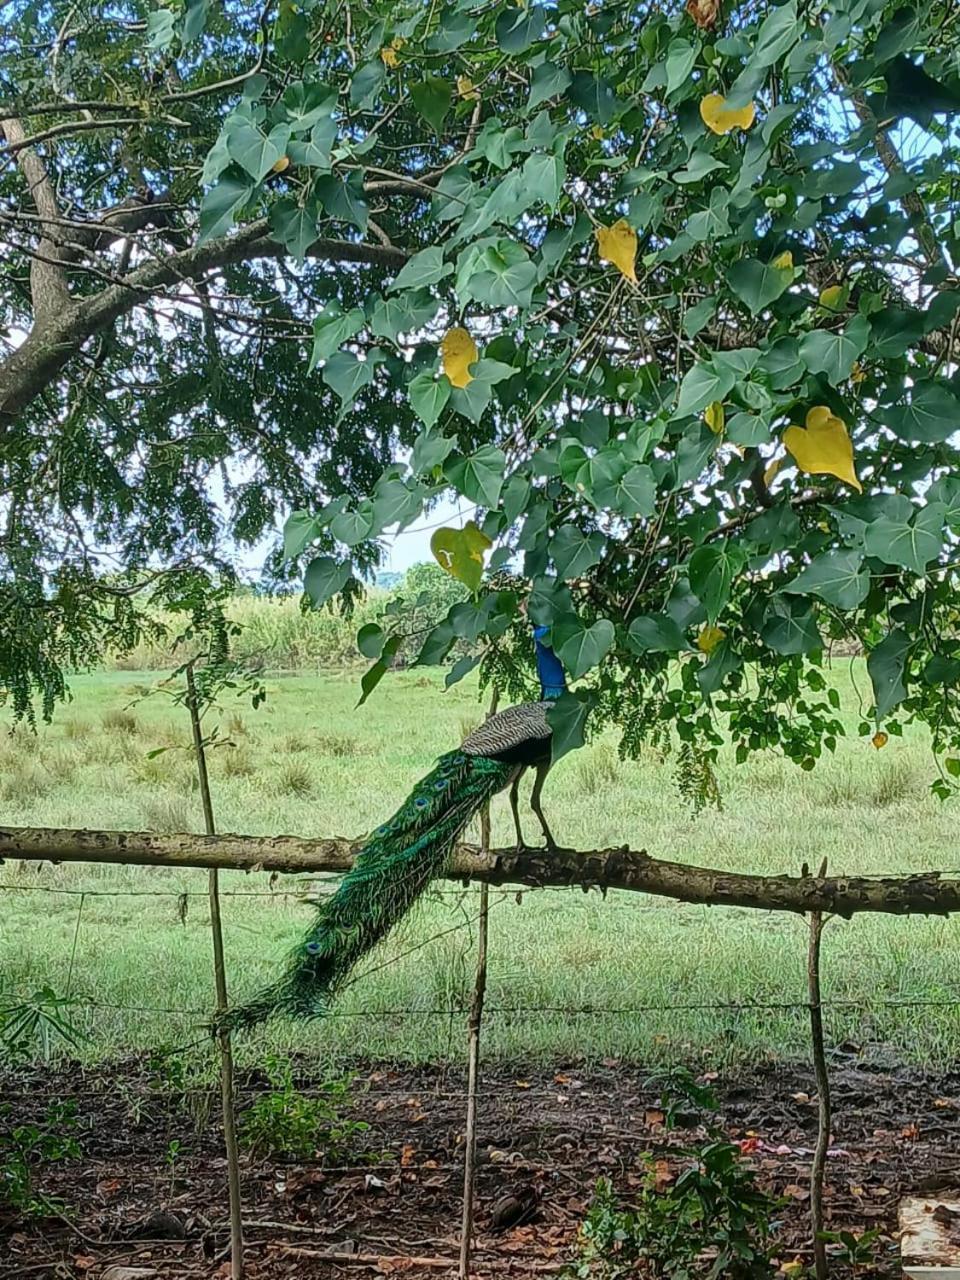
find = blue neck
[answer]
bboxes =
[532,625,567,700]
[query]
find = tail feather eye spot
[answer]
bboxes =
[375,825,390,836]
[414,796,429,809]
[305,941,321,955]
[434,779,448,790]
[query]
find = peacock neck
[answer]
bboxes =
[532,625,567,701]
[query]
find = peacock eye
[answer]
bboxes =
[434,779,448,790]
[375,825,390,836]
[305,941,321,954]
[414,796,429,808]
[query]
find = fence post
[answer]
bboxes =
[185,663,245,1280]
[459,690,499,1280]
[807,857,832,1280]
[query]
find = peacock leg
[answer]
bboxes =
[530,761,558,851]
[508,768,526,850]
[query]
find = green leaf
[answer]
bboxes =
[868,629,912,719]
[389,245,452,293]
[528,61,572,110]
[350,60,386,109]
[356,636,401,707]
[666,38,698,95]
[146,10,176,51]
[614,465,657,518]
[468,240,538,309]
[567,72,619,124]
[410,426,455,474]
[446,655,482,688]
[430,521,491,591]
[226,118,291,180]
[330,506,373,546]
[182,0,210,45]
[416,620,456,666]
[304,556,350,606]
[783,549,869,610]
[885,381,960,444]
[698,641,741,697]
[198,167,254,244]
[408,374,451,430]
[411,77,452,133]
[495,5,546,53]
[760,597,822,655]
[427,12,476,52]
[369,291,439,343]
[799,315,869,386]
[357,623,385,659]
[627,614,689,653]
[727,256,794,316]
[268,197,320,262]
[551,525,604,580]
[308,302,365,371]
[752,0,799,66]
[522,152,566,208]
[553,616,615,679]
[283,81,336,130]
[863,502,945,573]
[547,691,593,762]
[686,189,731,243]
[372,476,424,532]
[282,510,321,560]
[689,543,745,623]
[675,361,736,418]
[322,350,374,407]
[315,172,368,232]
[288,117,337,168]
[444,444,506,508]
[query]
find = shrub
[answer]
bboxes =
[102,708,139,735]
[240,1057,372,1162]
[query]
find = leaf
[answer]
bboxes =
[198,168,254,243]
[330,506,373,546]
[357,637,401,708]
[783,406,861,492]
[627,614,689,653]
[551,525,604,580]
[666,39,698,95]
[146,10,176,51]
[371,476,423,532]
[704,402,725,434]
[227,119,291,180]
[689,543,745,623]
[752,0,799,66]
[444,444,506,508]
[675,361,736,417]
[350,60,386,109]
[522,152,566,208]
[315,172,368,232]
[282,510,321,560]
[567,72,620,124]
[370,290,438,343]
[798,315,869,386]
[553,617,615,679]
[441,327,478,388]
[416,620,456,665]
[783,549,869,610]
[697,624,727,657]
[819,283,848,311]
[304,556,350,606]
[283,81,336,130]
[885,380,960,444]
[469,240,538,309]
[357,623,385,659]
[528,61,572,110]
[867,629,912,718]
[760,597,822,655]
[389,246,452,293]
[495,5,546,52]
[700,93,756,134]
[863,502,945,574]
[408,373,451,430]
[410,426,455,473]
[322,350,374,407]
[595,220,637,282]
[727,255,794,315]
[411,77,452,133]
[430,521,492,591]
[614,464,657,517]
[427,12,476,52]
[288,117,337,168]
[547,691,593,762]
[308,302,364,371]
[268,197,320,262]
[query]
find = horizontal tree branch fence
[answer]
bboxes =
[3,825,959,917]
[4,823,960,1279]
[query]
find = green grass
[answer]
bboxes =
[1,665,959,1070]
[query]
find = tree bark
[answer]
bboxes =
[2,825,959,918]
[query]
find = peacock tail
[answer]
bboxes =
[225,750,514,1029]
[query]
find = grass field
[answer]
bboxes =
[1,664,959,1071]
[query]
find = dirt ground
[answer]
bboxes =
[3,1053,960,1278]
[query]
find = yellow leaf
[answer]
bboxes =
[704,401,725,434]
[700,93,756,135]
[872,731,888,750]
[763,456,783,488]
[380,46,399,67]
[441,327,478,388]
[698,625,725,654]
[595,219,637,282]
[850,361,865,384]
[271,155,290,174]
[390,35,407,48]
[783,406,862,493]
[771,250,793,270]
[456,75,480,100]
[590,124,605,140]
[430,521,492,592]
[819,283,846,310]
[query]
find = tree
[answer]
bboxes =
[2,0,960,797]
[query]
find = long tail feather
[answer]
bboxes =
[225,750,513,1029]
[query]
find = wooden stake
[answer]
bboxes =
[459,690,498,1280]
[807,857,831,1280]
[186,663,245,1280]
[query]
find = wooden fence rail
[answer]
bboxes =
[2,825,958,918]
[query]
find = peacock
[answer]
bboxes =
[227,624,568,1028]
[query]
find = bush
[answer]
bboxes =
[240,1057,372,1162]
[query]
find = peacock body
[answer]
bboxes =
[227,626,567,1028]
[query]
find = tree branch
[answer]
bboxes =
[0,114,71,320]
[2,826,959,918]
